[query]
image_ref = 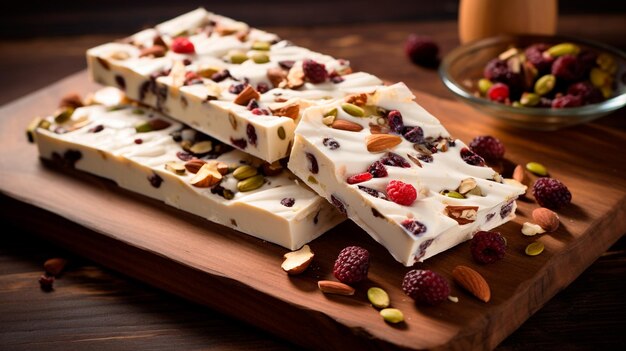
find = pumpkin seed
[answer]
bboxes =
[478,78,492,95]
[252,53,270,64]
[341,103,365,117]
[525,242,545,256]
[526,162,548,176]
[233,165,258,180]
[534,74,556,96]
[229,51,248,64]
[367,287,390,309]
[252,41,271,51]
[546,43,580,57]
[54,108,74,124]
[520,92,540,107]
[237,174,264,192]
[380,308,404,324]
[277,126,286,140]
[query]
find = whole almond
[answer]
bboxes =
[267,67,287,88]
[452,265,491,302]
[331,119,363,132]
[184,159,207,174]
[513,164,528,185]
[366,134,402,153]
[270,102,300,120]
[234,85,260,106]
[318,280,355,296]
[44,258,68,276]
[139,45,166,58]
[532,207,560,232]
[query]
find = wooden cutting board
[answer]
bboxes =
[1,71,624,350]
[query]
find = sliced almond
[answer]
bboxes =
[522,222,546,236]
[169,60,187,88]
[318,280,355,296]
[184,159,207,174]
[512,164,527,185]
[445,205,479,225]
[366,134,402,153]
[165,161,186,175]
[233,85,260,106]
[270,102,300,120]
[331,119,363,132]
[281,245,314,275]
[452,265,491,302]
[190,162,223,187]
[282,66,305,89]
[189,141,213,155]
[532,207,560,232]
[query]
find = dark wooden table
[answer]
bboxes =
[1,15,625,350]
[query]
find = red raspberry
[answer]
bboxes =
[302,59,328,84]
[567,82,603,105]
[487,82,509,103]
[386,180,417,206]
[532,178,572,209]
[171,37,195,54]
[470,231,506,264]
[551,55,584,82]
[333,246,370,284]
[405,34,439,67]
[469,135,506,162]
[402,269,450,305]
[524,44,553,73]
[346,172,373,185]
[551,94,583,108]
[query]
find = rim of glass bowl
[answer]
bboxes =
[439,34,626,119]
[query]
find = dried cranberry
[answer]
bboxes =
[402,126,424,143]
[386,110,404,133]
[147,172,163,188]
[322,137,340,150]
[246,124,257,146]
[230,137,248,149]
[401,219,427,236]
[302,59,328,83]
[278,60,295,69]
[330,195,347,215]
[229,83,247,94]
[347,172,373,185]
[176,151,193,161]
[551,94,582,108]
[381,152,411,168]
[88,124,104,133]
[483,59,524,97]
[257,82,270,94]
[487,83,509,103]
[114,75,126,90]
[414,239,434,262]
[63,150,82,168]
[460,147,486,167]
[500,201,515,219]
[417,154,433,163]
[211,69,231,82]
[367,160,388,178]
[567,82,603,105]
[280,197,295,207]
[551,55,584,82]
[358,185,388,200]
[171,37,195,54]
[38,274,54,292]
[330,75,344,83]
[524,44,553,73]
[134,138,143,144]
[306,152,319,174]
[405,34,439,67]
[251,108,270,115]
[246,99,259,110]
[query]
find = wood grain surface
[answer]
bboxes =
[1,16,625,351]
[1,67,625,350]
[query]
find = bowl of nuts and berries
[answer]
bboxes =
[439,35,626,130]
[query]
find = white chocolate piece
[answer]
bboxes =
[86,8,382,162]
[288,83,525,266]
[35,91,343,250]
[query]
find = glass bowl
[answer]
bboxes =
[439,35,626,130]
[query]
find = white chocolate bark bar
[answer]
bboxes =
[87,8,382,163]
[34,88,343,250]
[288,83,525,266]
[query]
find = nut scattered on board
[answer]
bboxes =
[318,280,355,296]
[367,287,390,309]
[452,265,491,303]
[532,207,560,232]
[44,258,68,276]
[522,222,546,236]
[281,245,314,275]
[525,242,545,256]
[380,308,404,324]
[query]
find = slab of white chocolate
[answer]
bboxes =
[34,89,343,250]
[288,83,526,266]
[87,8,382,163]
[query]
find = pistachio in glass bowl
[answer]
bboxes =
[439,35,626,130]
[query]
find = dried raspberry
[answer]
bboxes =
[524,44,553,73]
[381,152,411,168]
[532,177,572,209]
[402,269,450,305]
[551,55,584,82]
[401,219,427,236]
[567,82,603,105]
[347,172,373,184]
[386,110,404,134]
[386,180,417,206]
[402,126,424,143]
[460,147,486,167]
[171,37,195,54]
[470,231,506,264]
[487,82,509,103]
[484,59,524,96]
[367,160,388,178]
[469,135,505,162]
[551,94,582,108]
[333,246,370,284]
[302,59,328,84]
[405,34,439,67]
